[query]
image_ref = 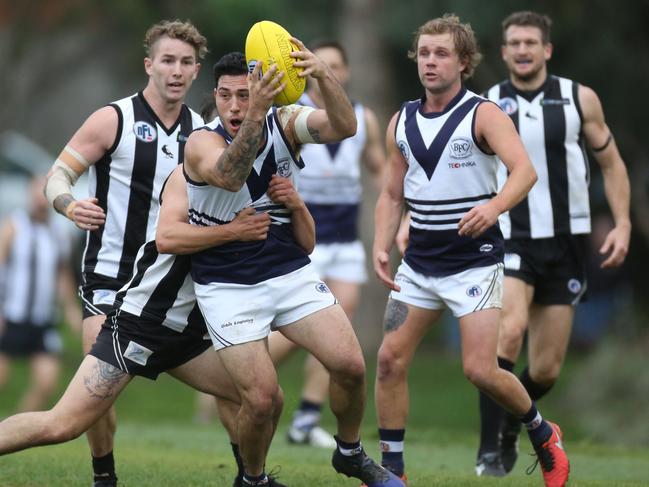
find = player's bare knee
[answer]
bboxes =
[242,386,280,424]
[376,345,407,383]
[462,362,493,390]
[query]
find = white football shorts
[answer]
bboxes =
[390,261,504,317]
[309,240,367,283]
[195,263,337,350]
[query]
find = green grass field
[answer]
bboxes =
[1,337,648,486]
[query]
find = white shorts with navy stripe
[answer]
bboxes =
[195,263,337,350]
[390,261,503,318]
[309,240,367,284]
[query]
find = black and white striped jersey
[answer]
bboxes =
[2,210,67,325]
[115,241,204,333]
[82,92,203,284]
[485,76,590,239]
[396,88,504,277]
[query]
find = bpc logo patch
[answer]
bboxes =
[466,285,482,297]
[449,137,472,159]
[134,121,157,142]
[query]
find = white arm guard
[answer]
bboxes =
[276,105,317,144]
[44,146,89,205]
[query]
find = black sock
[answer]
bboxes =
[520,367,554,402]
[231,443,244,478]
[478,357,515,455]
[92,451,116,481]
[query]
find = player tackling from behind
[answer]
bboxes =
[370,14,569,487]
[182,47,404,487]
[43,20,207,486]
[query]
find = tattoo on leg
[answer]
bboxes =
[383,299,409,332]
[83,361,126,399]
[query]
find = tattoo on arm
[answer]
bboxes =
[83,360,126,399]
[307,125,322,143]
[53,194,75,217]
[215,118,264,188]
[383,298,409,332]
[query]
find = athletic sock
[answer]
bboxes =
[520,367,554,401]
[335,436,362,456]
[291,399,322,432]
[92,451,117,482]
[478,357,515,455]
[231,443,244,478]
[379,428,405,476]
[520,405,552,448]
[242,472,269,485]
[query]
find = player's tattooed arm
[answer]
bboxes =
[83,360,127,400]
[307,126,322,143]
[53,194,75,218]
[215,118,264,190]
[383,298,409,332]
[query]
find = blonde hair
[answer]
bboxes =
[144,19,208,60]
[408,14,482,81]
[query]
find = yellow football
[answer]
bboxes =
[245,20,306,105]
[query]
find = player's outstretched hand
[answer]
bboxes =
[374,250,400,291]
[289,37,328,81]
[247,61,285,120]
[458,202,499,239]
[231,207,270,241]
[599,223,630,268]
[68,198,105,231]
[267,174,304,211]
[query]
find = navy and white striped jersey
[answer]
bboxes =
[82,92,203,284]
[396,88,504,277]
[298,94,366,243]
[486,76,590,239]
[2,210,67,325]
[186,109,310,285]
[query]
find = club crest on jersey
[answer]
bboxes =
[134,121,157,142]
[466,285,482,297]
[448,137,473,159]
[315,282,330,294]
[498,97,518,115]
[567,278,582,294]
[276,158,292,177]
[161,144,174,158]
[397,140,410,160]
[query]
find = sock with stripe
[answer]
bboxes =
[520,404,553,448]
[379,428,405,476]
[92,451,117,483]
[335,436,362,456]
[242,472,269,485]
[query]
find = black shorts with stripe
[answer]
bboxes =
[79,272,125,319]
[0,321,62,356]
[504,234,588,305]
[89,309,212,380]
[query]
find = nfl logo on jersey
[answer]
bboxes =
[133,121,157,142]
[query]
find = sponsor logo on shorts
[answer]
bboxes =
[397,140,410,160]
[479,244,494,252]
[448,137,473,159]
[315,282,330,293]
[567,278,582,294]
[466,285,482,297]
[93,289,116,306]
[124,341,153,366]
[221,318,254,328]
[133,121,157,142]
[276,158,292,177]
[395,274,420,289]
[498,97,518,115]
